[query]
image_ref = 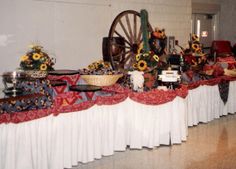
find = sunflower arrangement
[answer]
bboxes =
[184,34,207,66]
[189,34,204,55]
[133,43,160,72]
[88,60,111,71]
[20,45,55,71]
[132,10,160,73]
[82,60,119,75]
[130,45,160,90]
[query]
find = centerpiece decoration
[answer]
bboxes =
[133,27,166,72]
[130,10,167,90]
[133,44,160,90]
[177,34,210,84]
[182,34,207,67]
[20,45,55,71]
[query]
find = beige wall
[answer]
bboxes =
[219,0,236,43]
[0,0,191,78]
[0,0,235,88]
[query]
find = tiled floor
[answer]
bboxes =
[71,114,236,169]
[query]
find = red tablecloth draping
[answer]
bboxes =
[53,100,95,116]
[0,100,96,124]
[187,76,236,90]
[47,74,81,94]
[0,108,53,124]
[129,85,188,105]
[217,56,236,69]
[1,76,235,124]
[96,93,128,105]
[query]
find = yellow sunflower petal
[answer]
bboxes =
[133,63,138,69]
[192,44,199,50]
[192,34,199,41]
[20,55,29,61]
[153,55,159,62]
[136,54,140,61]
[88,64,95,70]
[137,43,143,54]
[104,62,111,68]
[137,60,147,71]
[32,53,41,60]
[195,48,202,53]
[40,64,47,71]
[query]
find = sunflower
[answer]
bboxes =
[192,43,200,51]
[133,63,138,69]
[40,64,47,71]
[20,55,29,61]
[153,55,159,62]
[137,60,147,71]
[103,62,111,68]
[137,43,143,54]
[136,54,140,61]
[195,48,202,53]
[32,53,41,60]
[192,34,199,42]
[88,64,95,70]
[94,62,100,69]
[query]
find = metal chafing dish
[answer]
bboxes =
[2,71,28,83]
[1,71,29,96]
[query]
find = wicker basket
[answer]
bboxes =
[80,74,123,86]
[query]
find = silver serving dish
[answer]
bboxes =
[2,71,29,83]
[1,71,29,96]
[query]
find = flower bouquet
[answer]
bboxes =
[131,28,166,90]
[133,48,159,72]
[132,47,160,90]
[182,34,207,67]
[20,45,55,71]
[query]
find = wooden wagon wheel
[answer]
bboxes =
[107,10,153,70]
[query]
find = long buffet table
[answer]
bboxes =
[0,75,236,169]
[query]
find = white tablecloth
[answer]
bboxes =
[0,97,187,169]
[187,81,236,126]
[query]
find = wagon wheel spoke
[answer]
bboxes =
[114,31,132,46]
[125,14,133,44]
[111,43,131,49]
[118,20,132,44]
[119,53,134,69]
[112,50,131,62]
[133,14,137,43]
[121,52,134,64]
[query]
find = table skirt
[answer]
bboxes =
[0,97,187,169]
[187,81,236,126]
